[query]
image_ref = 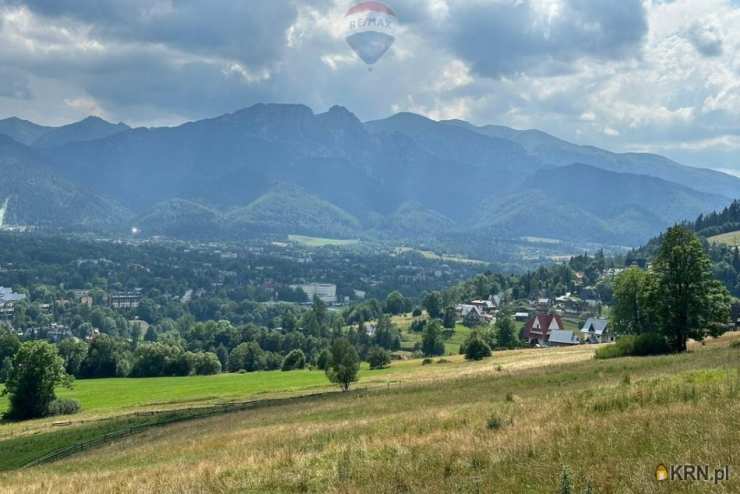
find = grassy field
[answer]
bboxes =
[0,360,460,427]
[1,335,738,493]
[396,317,473,355]
[393,247,487,265]
[708,230,740,247]
[0,370,330,418]
[1,344,597,427]
[288,235,360,247]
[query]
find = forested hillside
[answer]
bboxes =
[0,104,736,247]
[627,200,740,295]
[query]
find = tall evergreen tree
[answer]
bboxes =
[494,313,517,349]
[422,291,443,319]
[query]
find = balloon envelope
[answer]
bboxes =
[345,2,397,66]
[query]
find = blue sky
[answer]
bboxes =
[0,0,739,174]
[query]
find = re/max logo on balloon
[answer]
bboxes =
[347,16,394,32]
[344,1,397,67]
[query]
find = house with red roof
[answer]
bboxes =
[521,313,565,346]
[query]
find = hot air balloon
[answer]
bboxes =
[345,1,397,67]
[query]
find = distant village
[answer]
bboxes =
[454,267,626,347]
[0,259,625,348]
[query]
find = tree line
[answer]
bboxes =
[609,226,730,355]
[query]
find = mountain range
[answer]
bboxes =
[0,104,736,246]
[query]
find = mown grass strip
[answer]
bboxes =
[2,391,342,472]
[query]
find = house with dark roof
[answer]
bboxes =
[580,318,612,344]
[522,313,565,346]
[470,300,496,314]
[463,306,484,327]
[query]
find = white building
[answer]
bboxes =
[292,283,337,304]
[0,287,26,319]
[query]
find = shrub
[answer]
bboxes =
[559,466,574,494]
[632,333,670,356]
[193,352,222,375]
[486,414,507,430]
[595,333,670,359]
[229,342,265,372]
[367,347,391,370]
[264,352,283,371]
[4,341,71,420]
[47,398,81,417]
[594,343,626,360]
[409,318,427,333]
[730,340,740,349]
[412,308,422,317]
[422,358,433,365]
[171,351,197,376]
[281,349,306,371]
[131,342,183,377]
[436,358,451,364]
[462,333,492,361]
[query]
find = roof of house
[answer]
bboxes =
[581,318,609,335]
[458,304,483,316]
[0,287,25,304]
[522,313,564,338]
[548,330,579,345]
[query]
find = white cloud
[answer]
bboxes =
[0,0,738,172]
[64,97,104,116]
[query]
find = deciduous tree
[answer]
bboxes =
[3,341,71,420]
[652,226,730,352]
[326,338,359,391]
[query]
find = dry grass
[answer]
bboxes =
[0,344,597,444]
[1,333,739,493]
[708,230,740,247]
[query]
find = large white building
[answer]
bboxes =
[292,283,337,304]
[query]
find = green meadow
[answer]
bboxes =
[0,362,428,418]
[0,335,737,493]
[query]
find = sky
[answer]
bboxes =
[0,0,739,173]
